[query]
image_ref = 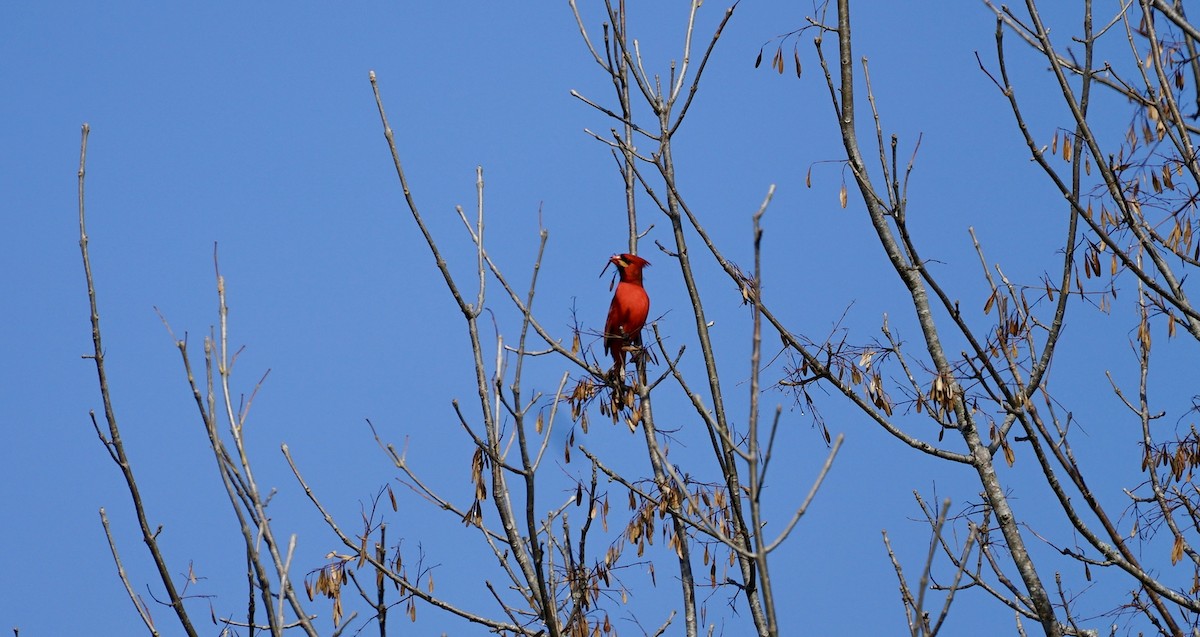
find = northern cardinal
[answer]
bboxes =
[603,253,651,370]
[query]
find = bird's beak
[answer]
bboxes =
[599,254,622,278]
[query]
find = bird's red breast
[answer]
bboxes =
[604,253,651,367]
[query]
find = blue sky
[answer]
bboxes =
[3,2,1186,635]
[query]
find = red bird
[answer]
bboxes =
[603,253,651,369]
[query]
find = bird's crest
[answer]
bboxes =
[601,253,651,290]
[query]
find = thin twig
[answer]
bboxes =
[78,123,199,637]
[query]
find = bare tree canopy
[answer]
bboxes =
[8,1,1200,636]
